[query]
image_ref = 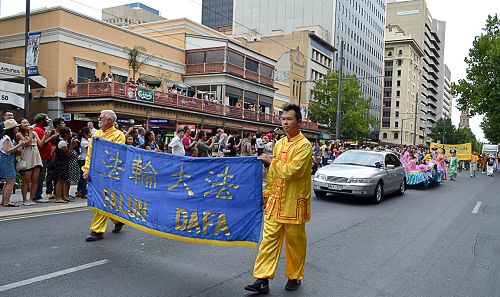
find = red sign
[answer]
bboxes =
[177,123,196,131]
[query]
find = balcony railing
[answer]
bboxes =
[186,62,274,87]
[65,81,319,131]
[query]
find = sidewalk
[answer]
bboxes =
[0,184,88,219]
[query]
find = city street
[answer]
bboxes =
[0,171,499,297]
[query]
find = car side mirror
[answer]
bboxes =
[386,164,395,169]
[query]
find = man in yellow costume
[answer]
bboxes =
[82,110,125,242]
[245,104,312,293]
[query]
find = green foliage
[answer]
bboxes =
[430,118,481,151]
[308,71,376,141]
[451,14,500,143]
[124,45,149,81]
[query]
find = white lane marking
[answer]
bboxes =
[0,259,110,292]
[0,208,87,222]
[472,201,482,214]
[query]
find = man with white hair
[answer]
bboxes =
[82,110,126,242]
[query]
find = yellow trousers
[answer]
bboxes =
[253,218,307,280]
[89,211,118,233]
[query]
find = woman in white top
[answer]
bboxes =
[76,127,91,199]
[0,119,26,207]
[16,118,45,206]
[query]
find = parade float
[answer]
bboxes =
[404,160,442,187]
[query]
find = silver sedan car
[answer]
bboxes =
[313,150,406,203]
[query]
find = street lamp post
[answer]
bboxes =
[336,40,345,141]
[23,0,30,118]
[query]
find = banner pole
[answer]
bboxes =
[23,0,30,118]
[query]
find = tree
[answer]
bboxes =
[308,71,376,141]
[429,118,457,144]
[124,45,150,81]
[451,14,500,143]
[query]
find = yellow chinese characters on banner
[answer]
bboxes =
[430,142,472,161]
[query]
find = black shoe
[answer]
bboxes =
[285,279,301,291]
[244,278,269,294]
[112,222,124,233]
[85,232,104,242]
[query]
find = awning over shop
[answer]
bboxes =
[0,90,24,109]
[139,74,161,87]
[168,80,190,90]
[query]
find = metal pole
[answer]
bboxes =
[336,40,344,141]
[413,93,418,145]
[442,118,445,144]
[23,0,30,118]
[401,119,404,145]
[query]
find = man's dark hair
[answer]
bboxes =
[230,129,238,135]
[177,128,184,134]
[197,131,206,140]
[183,126,191,133]
[52,117,64,128]
[3,110,13,115]
[282,104,302,120]
[256,132,262,138]
[244,132,251,138]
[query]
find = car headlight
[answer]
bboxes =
[349,178,371,183]
[315,173,326,180]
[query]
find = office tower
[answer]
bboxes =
[442,64,452,119]
[201,0,234,32]
[233,0,385,137]
[102,2,165,26]
[386,0,446,136]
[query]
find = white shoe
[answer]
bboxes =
[45,194,55,200]
[22,202,31,206]
[37,198,50,203]
[30,200,37,205]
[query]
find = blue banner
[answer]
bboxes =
[26,32,41,77]
[88,138,263,247]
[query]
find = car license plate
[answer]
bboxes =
[328,184,343,190]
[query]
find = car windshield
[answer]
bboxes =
[333,151,384,167]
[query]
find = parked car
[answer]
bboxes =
[313,150,406,203]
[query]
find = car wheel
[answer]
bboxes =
[314,190,327,198]
[397,179,406,196]
[371,182,383,204]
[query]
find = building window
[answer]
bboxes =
[396,101,400,107]
[77,66,95,83]
[388,51,392,56]
[260,64,273,78]
[227,51,244,67]
[245,58,259,72]
[382,133,387,139]
[383,111,391,117]
[396,91,400,97]
[382,121,390,128]
[394,132,399,139]
[397,70,401,76]
[397,59,402,66]
[205,50,224,63]
[187,52,205,64]
[395,121,399,128]
[398,49,403,55]
[395,111,399,118]
[385,71,392,77]
[397,80,401,87]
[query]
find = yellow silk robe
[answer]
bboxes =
[263,132,312,224]
[82,126,125,173]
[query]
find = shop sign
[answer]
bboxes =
[126,84,136,99]
[136,88,154,103]
[243,124,258,131]
[0,90,24,109]
[117,118,135,125]
[0,62,24,77]
[61,113,72,121]
[177,123,196,131]
[149,118,169,125]
[73,114,95,121]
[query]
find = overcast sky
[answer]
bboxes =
[1,0,498,141]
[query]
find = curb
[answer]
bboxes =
[0,202,88,220]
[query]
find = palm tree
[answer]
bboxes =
[124,46,149,81]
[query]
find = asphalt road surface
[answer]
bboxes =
[1,171,499,297]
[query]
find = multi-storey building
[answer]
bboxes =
[0,7,320,142]
[201,0,234,33]
[380,24,424,146]
[236,27,335,117]
[386,0,446,137]
[232,0,385,138]
[442,64,452,119]
[102,3,166,26]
